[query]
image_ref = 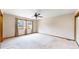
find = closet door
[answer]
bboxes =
[26,21,33,34]
[76,16,79,44]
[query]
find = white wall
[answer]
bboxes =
[3,14,15,38]
[38,13,74,40]
[33,20,38,33]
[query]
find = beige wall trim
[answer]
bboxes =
[3,33,36,40]
[74,16,76,41]
[75,41,79,47]
[3,36,15,39]
[3,34,26,39]
[39,33,74,41]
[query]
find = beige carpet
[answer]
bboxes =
[0,33,78,49]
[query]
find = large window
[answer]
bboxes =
[16,19,33,36]
[17,20,26,29]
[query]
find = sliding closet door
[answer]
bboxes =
[76,16,79,44]
[17,19,26,36]
[26,21,33,34]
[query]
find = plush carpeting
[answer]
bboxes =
[0,33,78,49]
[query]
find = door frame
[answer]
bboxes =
[74,11,79,46]
[74,11,79,41]
[0,10,3,42]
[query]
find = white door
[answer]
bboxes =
[76,16,79,44]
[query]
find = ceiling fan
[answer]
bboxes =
[33,12,43,20]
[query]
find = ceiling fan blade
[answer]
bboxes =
[38,16,43,18]
[38,13,40,15]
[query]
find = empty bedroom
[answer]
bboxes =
[0,9,79,49]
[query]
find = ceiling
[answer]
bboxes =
[2,9,76,19]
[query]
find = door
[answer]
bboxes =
[26,21,33,34]
[17,19,26,36]
[0,16,3,42]
[76,16,79,44]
